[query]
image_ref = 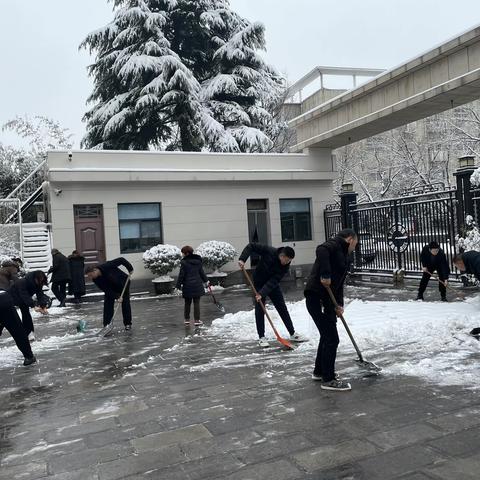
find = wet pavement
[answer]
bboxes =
[0,282,479,480]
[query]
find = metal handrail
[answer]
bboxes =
[5,160,47,201]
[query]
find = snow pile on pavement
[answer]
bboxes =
[207,296,480,388]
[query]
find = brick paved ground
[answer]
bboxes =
[0,283,479,479]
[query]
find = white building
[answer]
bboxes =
[46,149,335,282]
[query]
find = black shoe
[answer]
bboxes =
[59,300,66,308]
[124,325,132,331]
[416,295,424,301]
[23,356,37,366]
[441,297,448,302]
[470,327,480,336]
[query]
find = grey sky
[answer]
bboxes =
[1,0,479,147]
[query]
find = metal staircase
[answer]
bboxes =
[21,223,52,272]
[1,159,51,271]
[4,160,47,223]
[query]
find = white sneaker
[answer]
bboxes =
[258,337,269,348]
[290,332,308,342]
[28,332,35,342]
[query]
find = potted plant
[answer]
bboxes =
[143,244,182,294]
[196,241,237,286]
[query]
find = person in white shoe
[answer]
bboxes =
[304,229,358,392]
[238,243,308,347]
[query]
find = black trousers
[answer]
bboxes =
[51,281,68,304]
[19,305,34,335]
[418,271,446,299]
[0,293,34,358]
[255,286,295,338]
[305,293,339,382]
[184,297,201,321]
[103,286,131,326]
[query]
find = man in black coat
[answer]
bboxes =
[85,257,134,330]
[68,250,86,303]
[9,270,50,341]
[304,229,358,392]
[454,251,480,335]
[417,241,450,301]
[238,243,307,347]
[0,261,35,364]
[49,249,71,307]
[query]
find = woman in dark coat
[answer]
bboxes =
[176,246,208,326]
[68,250,86,303]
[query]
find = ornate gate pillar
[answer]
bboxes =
[454,155,476,234]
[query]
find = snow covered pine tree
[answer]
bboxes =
[81,0,284,152]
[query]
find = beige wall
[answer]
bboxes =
[49,179,334,280]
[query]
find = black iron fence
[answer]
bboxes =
[323,161,480,276]
[349,190,457,275]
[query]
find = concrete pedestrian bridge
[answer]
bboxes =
[289,24,480,152]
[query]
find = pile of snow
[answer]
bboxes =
[203,297,480,388]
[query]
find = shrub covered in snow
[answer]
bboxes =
[456,215,480,253]
[471,168,480,188]
[0,236,21,265]
[143,244,181,280]
[196,241,237,273]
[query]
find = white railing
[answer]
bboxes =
[6,159,47,203]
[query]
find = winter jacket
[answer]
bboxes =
[93,257,133,299]
[49,252,71,283]
[304,236,350,306]
[0,268,15,291]
[462,251,480,280]
[68,255,86,296]
[239,243,290,297]
[420,245,450,279]
[9,272,49,308]
[176,254,208,298]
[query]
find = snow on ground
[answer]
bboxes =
[199,296,480,388]
[0,308,98,368]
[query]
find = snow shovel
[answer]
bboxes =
[242,269,294,350]
[325,285,381,372]
[97,275,131,338]
[207,284,225,313]
[426,271,465,299]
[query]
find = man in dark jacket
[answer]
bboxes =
[417,241,450,301]
[454,251,480,335]
[304,229,358,392]
[238,243,307,347]
[68,250,86,303]
[0,266,37,365]
[9,270,50,341]
[85,257,134,330]
[49,249,71,307]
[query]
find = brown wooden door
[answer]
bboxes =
[74,205,106,266]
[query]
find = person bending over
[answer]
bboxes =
[85,257,134,331]
[238,243,307,348]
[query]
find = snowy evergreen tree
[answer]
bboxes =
[201,21,284,152]
[82,0,283,152]
[81,0,204,150]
